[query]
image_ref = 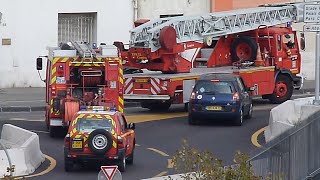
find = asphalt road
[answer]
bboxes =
[0,98,279,180]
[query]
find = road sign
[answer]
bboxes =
[101,166,118,180]
[304,4,320,23]
[304,24,320,32]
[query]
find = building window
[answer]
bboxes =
[58,13,97,45]
[160,14,183,18]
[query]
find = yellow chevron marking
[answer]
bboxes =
[51,76,56,85]
[51,67,56,75]
[118,97,124,105]
[61,58,69,62]
[112,141,117,148]
[75,135,81,139]
[50,108,53,113]
[84,64,91,67]
[119,77,124,84]
[53,58,59,65]
[119,68,123,75]
[95,114,102,119]
[118,106,124,113]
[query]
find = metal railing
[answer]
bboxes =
[249,110,320,180]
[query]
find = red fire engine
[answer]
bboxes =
[115,2,307,111]
[36,42,124,137]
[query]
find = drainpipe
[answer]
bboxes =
[133,0,138,22]
[0,141,13,177]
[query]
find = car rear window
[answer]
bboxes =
[194,80,234,94]
[76,118,113,133]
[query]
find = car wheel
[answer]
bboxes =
[188,114,198,125]
[245,104,253,119]
[88,129,113,155]
[118,154,126,172]
[64,158,74,172]
[127,149,134,165]
[235,108,243,126]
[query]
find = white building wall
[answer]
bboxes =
[137,0,210,19]
[0,0,133,88]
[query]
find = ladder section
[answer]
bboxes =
[71,41,96,58]
[130,3,305,52]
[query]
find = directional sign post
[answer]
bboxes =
[304,2,320,104]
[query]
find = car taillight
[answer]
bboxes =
[64,134,70,147]
[190,92,196,100]
[233,92,240,101]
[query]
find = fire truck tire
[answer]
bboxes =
[118,153,126,172]
[188,114,198,125]
[141,101,171,111]
[87,129,113,155]
[49,126,57,138]
[126,139,135,165]
[64,158,74,172]
[231,36,258,62]
[269,75,293,104]
[234,108,243,126]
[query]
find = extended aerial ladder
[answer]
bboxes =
[116,2,310,73]
[130,2,305,52]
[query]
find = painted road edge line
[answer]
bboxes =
[154,171,168,177]
[147,148,170,157]
[251,126,267,148]
[24,154,56,178]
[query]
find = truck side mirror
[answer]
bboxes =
[36,57,43,70]
[128,123,135,130]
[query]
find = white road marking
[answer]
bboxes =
[8,118,44,122]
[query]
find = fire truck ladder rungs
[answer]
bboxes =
[130,2,309,52]
[71,41,96,58]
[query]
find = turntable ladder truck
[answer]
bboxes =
[115,2,311,111]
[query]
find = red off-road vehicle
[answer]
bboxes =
[64,106,135,172]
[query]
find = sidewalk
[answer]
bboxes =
[0,80,316,112]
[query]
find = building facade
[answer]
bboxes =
[136,0,210,20]
[0,0,133,88]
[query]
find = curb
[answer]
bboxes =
[0,102,141,112]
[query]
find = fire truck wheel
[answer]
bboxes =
[127,149,134,165]
[127,139,135,165]
[87,129,113,155]
[142,101,171,111]
[188,114,198,125]
[49,126,57,138]
[269,75,293,104]
[235,108,243,126]
[64,158,74,172]
[118,153,126,172]
[231,36,258,62]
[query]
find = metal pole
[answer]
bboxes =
[0,141,13,177]
[314,32,320,105]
